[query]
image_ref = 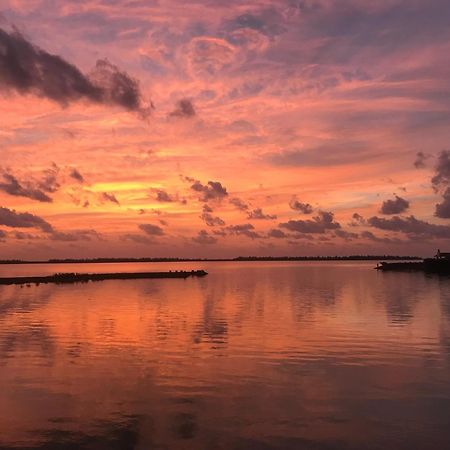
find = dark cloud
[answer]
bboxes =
[69,168,84,183]
[360,230,400,244]
[229,197,249,211]
[123,233,156,245]
[169,99,196,118]
[224,8,286,38]
[0,163,61,202]
[279,211,341,234]
[246,207,277,220]
[432,150,450,189]
[435,188,450,219]
[13,231,37,240]
[380,195,410,215]
[368,215,450,239]
[138,223,165,236]
[201,213,225,226]
[335,229,359,240]
[226,223,263,239]
[200,205,225,226]
[0,206,53,232]
[361,230,382,241]
[430,150,450,218]
[192,229,217,245]
[414,151,430,169]
[190,179,228,202]
[154,189,174,202]
[181,175,196,183]
[38,163,60,193]
[101,192,119,204]
[228,13,267,33]
[267,229,286,239]
[227,223,255,233]
[289,197,313,214]
[0,172,52,202]
[0,27,149,115]
[0,229,6,240]
[50,229,99,242]
[350,212,365,226]
[152,189,186,204]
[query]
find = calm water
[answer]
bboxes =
[0,261,450,450]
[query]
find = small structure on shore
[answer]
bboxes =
[436,249,450,260]
[376,250,450,274]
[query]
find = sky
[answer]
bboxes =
[0,0,450,259]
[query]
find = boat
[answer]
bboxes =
[0,270,208,286]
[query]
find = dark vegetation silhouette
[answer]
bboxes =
[0,255,421,265]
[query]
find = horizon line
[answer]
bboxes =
[0,255,423,265]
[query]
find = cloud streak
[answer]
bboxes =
[265,142,376,167]
[101,192,119,204]
[69,168,84,183]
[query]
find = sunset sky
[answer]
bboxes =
[1,0,450,259]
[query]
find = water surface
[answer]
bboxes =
[1,261,449,449]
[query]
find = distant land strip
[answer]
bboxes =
[0,256,421,265]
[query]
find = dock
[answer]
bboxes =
[0,270,208,286]
[375,250,450,274]
[375,261,424,271]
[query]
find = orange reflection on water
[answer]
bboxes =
[0,261,449,449]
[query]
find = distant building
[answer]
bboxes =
[436,249,450,260]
